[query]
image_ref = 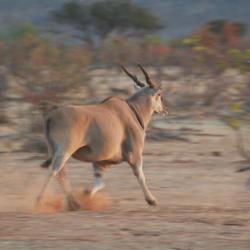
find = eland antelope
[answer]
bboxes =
[37,64,167,210]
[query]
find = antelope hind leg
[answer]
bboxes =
[85,163,107,197]
[57,169,80,211]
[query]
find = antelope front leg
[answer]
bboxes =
[129,158,157,206]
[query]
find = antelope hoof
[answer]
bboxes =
[146,198,158,206]
[67,196,80,211]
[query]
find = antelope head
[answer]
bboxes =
[121,64,168,115]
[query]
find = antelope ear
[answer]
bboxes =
[154,85,162,94]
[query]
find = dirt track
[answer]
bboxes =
[0,121,250,250]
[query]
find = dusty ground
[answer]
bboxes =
[0,119,250,250]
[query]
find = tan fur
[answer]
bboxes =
[45,97,144,164]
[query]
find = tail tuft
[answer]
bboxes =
[41,158,52,168]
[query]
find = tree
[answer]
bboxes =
[51,0,162,47]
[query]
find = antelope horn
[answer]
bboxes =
[137,64,155,88]
[120,65,145,88]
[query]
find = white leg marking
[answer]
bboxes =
[90,163,106,196]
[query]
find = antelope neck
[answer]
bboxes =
[126,96,153,130]
[126,101,145,130]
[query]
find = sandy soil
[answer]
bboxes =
[0,120,250,250]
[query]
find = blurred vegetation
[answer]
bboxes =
[0,23,93,105]
[0,1,249,157]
